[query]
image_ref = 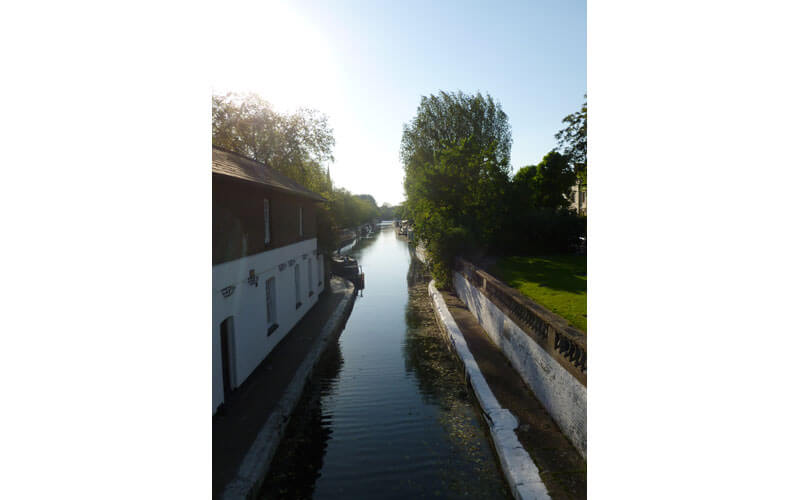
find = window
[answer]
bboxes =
[308,258,313,296]
[299,206,303,237]
[265,277,278,335]
[220,317,236,401]
[294,264,301,308]
[263,199,271,245]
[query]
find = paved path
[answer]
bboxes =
[212,277,355,499]
[437,288,587,499]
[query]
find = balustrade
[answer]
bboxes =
[453,257,587,383]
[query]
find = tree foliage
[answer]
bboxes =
[405,108,509,287]
[502,151,583,254]
[393,201,410,221]
[500,208,585,255]
[400,91,587,287]
[513,151,576,211]
[554,95,587,186]
[355,194,377,209]
[212,92,335,195]
[213,92,381,252]
[312,188,378,253]
[401,90,512,176]
[402,90,513,288]
[406,137,509,247]
[331,190,379,228]
[378,203,400,220]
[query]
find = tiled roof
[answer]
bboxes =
[212,147,327,202]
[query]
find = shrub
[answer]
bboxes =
[500,208,586,255]
[427,225,475,288]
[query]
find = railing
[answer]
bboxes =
[454,257,587,385]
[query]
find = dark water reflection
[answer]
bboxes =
[259,227,510,499]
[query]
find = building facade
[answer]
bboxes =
[568,183,587,215]
[212,148,326,413]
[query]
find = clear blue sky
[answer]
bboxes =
[214,0,586,206]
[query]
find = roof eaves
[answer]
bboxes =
[212,147,327,202]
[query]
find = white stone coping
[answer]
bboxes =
[222,278,356,500]
[428,280,550,500]
[453,272,587,459]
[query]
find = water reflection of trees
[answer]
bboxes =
[258,340,344,500]
[342,227,385,257]
[261,238,509,500]
[403,255,468,410]
[402,254,511,499]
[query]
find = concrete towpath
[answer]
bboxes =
[436,287,587,499]
[212,276,355,499]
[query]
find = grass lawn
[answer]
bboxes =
[489,255,587,332]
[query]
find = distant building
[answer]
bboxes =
[212,147,326,413]
[568,183,587,215]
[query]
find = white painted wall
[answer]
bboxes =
[453,272,587,458]
[212,238,324,413]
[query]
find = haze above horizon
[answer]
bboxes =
[212,0,586,206]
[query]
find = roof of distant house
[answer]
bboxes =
[212,147,327,202]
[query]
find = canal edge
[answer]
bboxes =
[221,279,357,500]
[428,280,550,500]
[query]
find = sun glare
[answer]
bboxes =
[211,2,341,114]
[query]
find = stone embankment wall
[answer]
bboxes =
[429,281,550,500]
[453,258,587,458]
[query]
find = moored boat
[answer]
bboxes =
[331,255,365,290]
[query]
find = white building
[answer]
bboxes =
[568,183,587,215]
[212,148,327,414]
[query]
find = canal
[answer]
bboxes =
[259,225,511,499]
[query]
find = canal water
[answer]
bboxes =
[259,226,511,499]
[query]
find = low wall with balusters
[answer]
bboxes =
[453,257,587,458]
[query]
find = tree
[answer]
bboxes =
[378,203,397,220]
[401,90,512,176]
[212,92,335,195]
[394,201,409,220]
[401,91,513,287]
[330,189,379,227]
[355,194,377,209]
[405,137,510,287]
[214,92,383,253]
[513,151,576,211]
[555,95,586,187]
